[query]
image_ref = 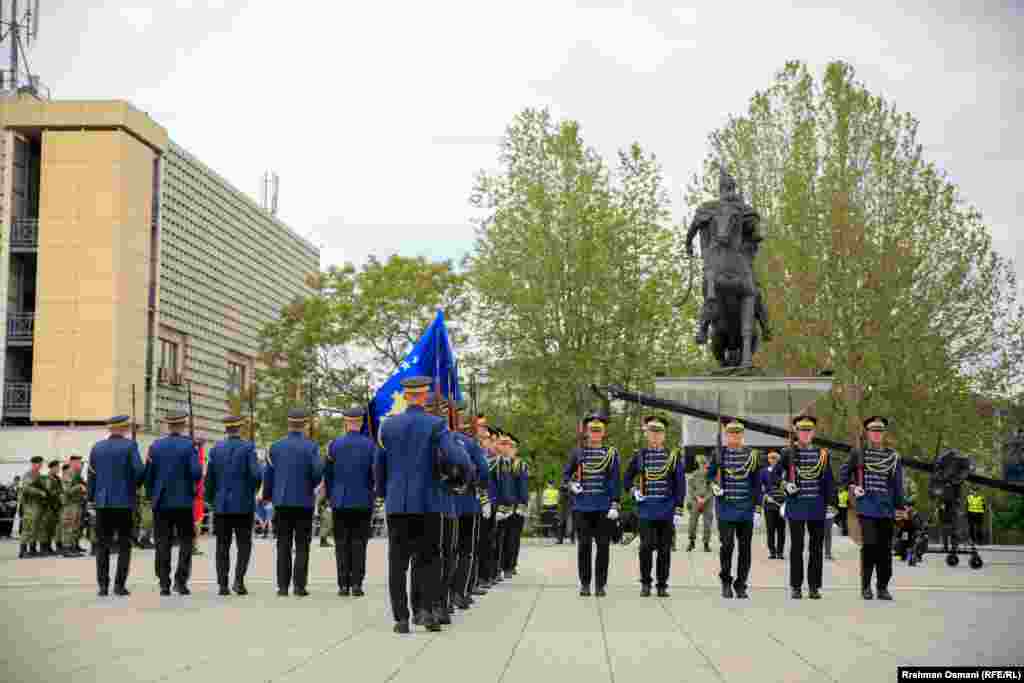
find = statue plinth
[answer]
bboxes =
[654,375,834,448]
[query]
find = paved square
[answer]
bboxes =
[1,533,1021,682]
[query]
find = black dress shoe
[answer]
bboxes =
[294,588,309,597]
[734,586,749,599]
[218,585,231,596]
[412,613,423,626]
[657,587,670,598]
[595,587,606,597]
[876,588,893,601]
[453,594,471,609]
[792,588,802,599]
[277,588,289,597]
[809,588,821,599]
[233,581,248,596]
[704,542,711,552]
[580,586,591,597]
[721,583,734,598]
[510,568,518,575]
[435,608,451,625]
[352,586,365,597]
[338,586,350,596]
[160,586,171,596]
[97,586,109,597]
[472,587,487,596]
[173,583,191,596]
[641,584,652,597]
[862,587,874,600]
[113,585,130,597]
[394,621,410,634]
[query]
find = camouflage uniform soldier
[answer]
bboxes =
[55,463,71,552]
[61,456,88,556]
[133,483,154,548]
[18,456,46,558]
[35,460,62,555]
[687,455,716,553]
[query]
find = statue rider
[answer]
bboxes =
[685,168,772,346]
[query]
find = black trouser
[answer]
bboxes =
[788,518,825,590]
[154,508,195,588]
[837,508,848,535]
[332,507,373,589]
[638,518,673,588]
[477,514,496,584]
[968,512,984,544]
[502,513,524,571]
[95,508,134,589]
[558,502,574,542]
[575,511,612,588]
[859,515,894,590]
[493,514,508,576]
[718,520,753,589]
[274,506,313,591]
[452,513,477,598]
[214,512,254,587]
[439,515,458,609]
[388,512,442,623]
[468,513,484,591]
[764,504,786,555]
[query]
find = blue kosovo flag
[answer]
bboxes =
[369,310,461,438]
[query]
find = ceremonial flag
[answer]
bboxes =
[369,310,460,439]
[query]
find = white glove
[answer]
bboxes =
[673,514,684,527]
[711,483,723,497]
[785,482,798,495]
[632,487,645,502]
[780,503,786,518]
[826,506,838,519]
[482,503,492,518]
[569,482,583,495]
[753,512,763,530]
[853,486,865,498]
[496,511,507,522]
[606,508,619,521]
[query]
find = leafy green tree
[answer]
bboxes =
[468,108,699,480]
[685,60,1024,469]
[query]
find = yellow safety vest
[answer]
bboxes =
[837,489,848,508]
[542,487,559,506]
[967,494,985,513]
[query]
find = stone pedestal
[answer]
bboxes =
[654,376,834,449]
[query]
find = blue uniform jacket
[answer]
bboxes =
[482,455,501,509]
[562,446,622,514]
[759,466,784,507]
[707,448,760,523]
[452,433,487,516]
[841,447,905,519]
[623,448,687,521]
[515,460,530,506]
[770,447,836,521]
[87,435,146,509]
[204,436,261,515]
[375,405,470,515]
[324,432,377,510]
[146,434,202,511]
[263,432,323,509]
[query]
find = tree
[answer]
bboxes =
[686,60,1024,467]
[468,108,699,478]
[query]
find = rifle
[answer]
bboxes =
[786,384,795,484]
[715,390,722,487]
[131,383,138,442]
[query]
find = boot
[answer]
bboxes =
[704,541,711,553]
[74,542,86,554]
[687,538,695,552]
[89,544,97,557]
[62,545,78,558]
[28,543,39,557]
[18,544,27,558]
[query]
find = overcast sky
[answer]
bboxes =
[19,0,1024,286]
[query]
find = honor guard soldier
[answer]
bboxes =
[262,409,323,597]
[147,410,203,596]
[842,416,907,601]
[507,438,529,576]
[498,432,525,579]
[624,415,687,597]
[61,456,87,557]
[88,415,147,596]
[771,415,836,599]
[760,451,786,559]
[707,419,760,599]
[450,401,489,609]
[376,376,470,634]
[324,406,378,597]
[18,456,46,558]
[419,393,459,623]
[563,412,622,597]
[491,429,515,583]
[205,414,262,596]
[475,425,501,591]
[465,415,494,597]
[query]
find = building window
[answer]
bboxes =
[160,339,179,373]
[227,360,246,396]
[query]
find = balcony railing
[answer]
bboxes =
[10,218,38,250]
[3,382,31,416]
[6,312,34,342]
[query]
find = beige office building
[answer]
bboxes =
[0,98,319,462]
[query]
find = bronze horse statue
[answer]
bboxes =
[686,168,770,369]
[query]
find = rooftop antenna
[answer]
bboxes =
[1,0,46,97]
